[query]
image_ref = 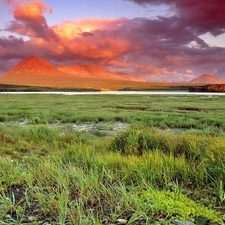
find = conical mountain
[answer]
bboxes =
[189,74,225,84]
[0,56,67,86]
[7,56,61,75]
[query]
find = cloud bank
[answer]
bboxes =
[1,0,225,81]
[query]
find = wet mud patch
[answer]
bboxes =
[18,121,130,136]
[50,122,130,136]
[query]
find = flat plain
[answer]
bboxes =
[0,94,225,224]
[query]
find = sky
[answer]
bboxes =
[0,0,225,82]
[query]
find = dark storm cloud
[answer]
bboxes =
[126,0,225,36]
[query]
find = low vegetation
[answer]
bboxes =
[0,83,193,92]
[189,84,225,92]
[0,94,225,224]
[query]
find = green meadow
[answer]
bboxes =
[0,94,225,224]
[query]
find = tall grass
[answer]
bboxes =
[1,95,225,224]
[0,125,225,224]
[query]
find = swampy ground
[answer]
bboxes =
[0,94,225,224]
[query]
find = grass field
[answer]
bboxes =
[0,94,225,224]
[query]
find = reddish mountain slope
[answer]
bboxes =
[6,56,61,75]
[0,56,69,86]
[189,74,225,84]
[58,64,126,80]
[0,56,148,88]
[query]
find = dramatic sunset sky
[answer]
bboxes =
[0,0,225,82]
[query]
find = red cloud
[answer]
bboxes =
[4,0,56,40]
[52,18,127,39]
[49,18,140,61]
[12,1,52,23]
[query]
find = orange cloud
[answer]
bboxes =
[52,18,126,39]
[186,69,193,74]
[54,36,137,60]
[5,0,55,40]
[6,0,52,21]
[13,1,52,23]
[48,18,140,60]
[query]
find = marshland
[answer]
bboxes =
[0,94,225,224]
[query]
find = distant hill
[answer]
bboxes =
[189,74,225,84]
[0,56,146,88]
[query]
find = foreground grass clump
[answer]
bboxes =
[111,128,225,159]
[0,125,225,224]
[111,128,225,189]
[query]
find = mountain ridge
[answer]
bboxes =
[0,56,146,87]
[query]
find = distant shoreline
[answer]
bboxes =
[0,83,198,92]
[1,91,225,96]
[1,83,225,93]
